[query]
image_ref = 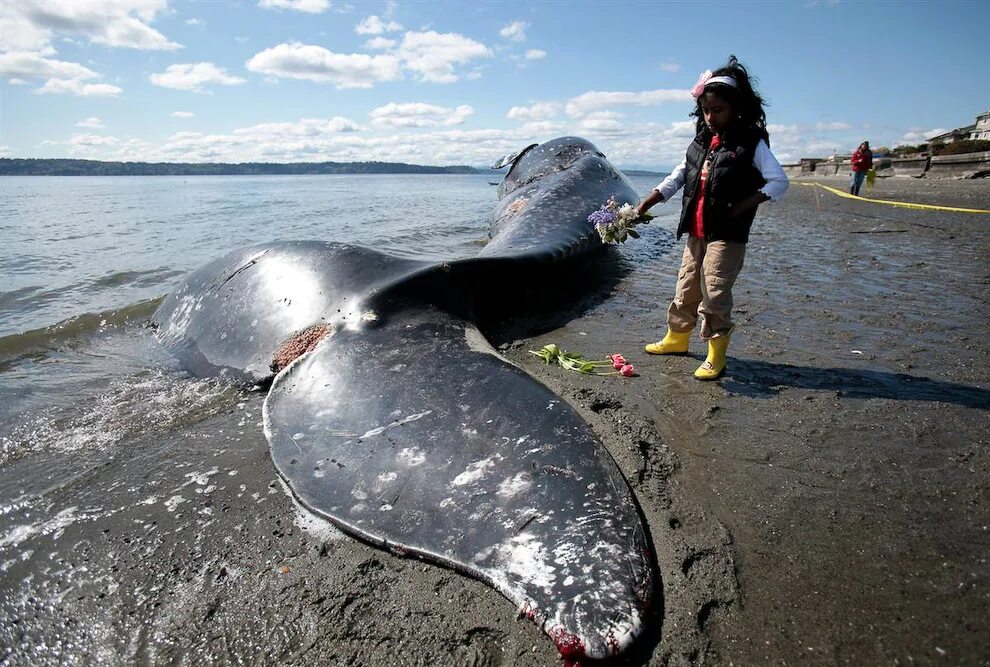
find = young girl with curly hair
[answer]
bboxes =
[636,56,789,380]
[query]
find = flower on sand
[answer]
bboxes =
[530,344,635,378]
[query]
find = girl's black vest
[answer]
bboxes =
[678,126,767,243]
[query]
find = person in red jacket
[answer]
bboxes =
[850,141,873,196]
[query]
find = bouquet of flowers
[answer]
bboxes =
[587,196,653,244]
[529,343,635,377]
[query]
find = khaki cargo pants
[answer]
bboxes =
[667,237,746,340]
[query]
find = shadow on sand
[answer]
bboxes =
[475,246,634,345]
[722,358,990,410]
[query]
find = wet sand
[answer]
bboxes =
[2,177,989,665]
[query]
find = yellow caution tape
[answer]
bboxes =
[795,181,990,214]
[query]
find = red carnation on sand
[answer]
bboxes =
[530,345,638,379]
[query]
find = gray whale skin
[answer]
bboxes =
[152,137,656,661]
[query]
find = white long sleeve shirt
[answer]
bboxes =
[654,138,789,203]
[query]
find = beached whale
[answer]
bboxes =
[152,137,655,660]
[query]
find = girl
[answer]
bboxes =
[635,56,789,380]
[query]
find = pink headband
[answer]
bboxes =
[690,70,738,99]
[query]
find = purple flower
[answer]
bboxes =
[587,206,617,226]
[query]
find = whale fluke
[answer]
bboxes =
[265,305,653,658]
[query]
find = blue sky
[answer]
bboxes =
[2,0,988,169]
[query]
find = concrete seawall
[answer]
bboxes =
[784,150,989,180]
[891,156,929,178]
[927,151,990,179]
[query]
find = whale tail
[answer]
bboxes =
[265,304,654,660]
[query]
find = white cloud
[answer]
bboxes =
[246,42,401,88]
[659,62,681,73]
[150,62,246,92]
[355,15,402,35]
[258,0,331,13]
[0,145,13,156]
[515,120,566,135]
[524,49,546,60]
[171,111,195,118]
[815,121,852,131]
[62,117,494,164]
[499,21,528,42]
[37,79,122,96]
[506,102,560,122]
[245,32,490,88]
[3,0,180,52]
[899,128,948,144]
[766,123,803,135]
[69,133,120,154]
[365,37,397,50]
[233,117,362,136]
[578,111,625,134]
[1,51,100,81]
[396,31,491,83]
[186,18,204,26]
[45,107,867,169]
[565,89,692,116]
[76,117,104,128]
[370,102,473,128]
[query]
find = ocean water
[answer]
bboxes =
[0,173,673,470]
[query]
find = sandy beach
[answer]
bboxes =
[2,176,988,665]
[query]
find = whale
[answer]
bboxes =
[152,136,656,661]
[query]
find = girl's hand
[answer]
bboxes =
[636,190,664,217]
[731,192,770,219]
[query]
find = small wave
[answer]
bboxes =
[0,369,244,466]
[0,299,162,367]
[91,267,185,289]
[0,283,73,311]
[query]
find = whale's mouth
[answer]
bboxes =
[270,323,334,373]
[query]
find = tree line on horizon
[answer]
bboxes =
[0,158,481,176]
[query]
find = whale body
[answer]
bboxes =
[152,137,656,660]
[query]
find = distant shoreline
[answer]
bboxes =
[0,158,480,177]
[0,158,667,179]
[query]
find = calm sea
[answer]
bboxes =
[0,173,673,469]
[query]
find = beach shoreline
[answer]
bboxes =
[2,177,988,665]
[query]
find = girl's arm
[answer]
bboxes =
[636,159,686,216]
[753,139,789,201]
[730,140,789,219]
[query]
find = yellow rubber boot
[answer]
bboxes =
[644,330,691,355]
[694,334,731,380]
